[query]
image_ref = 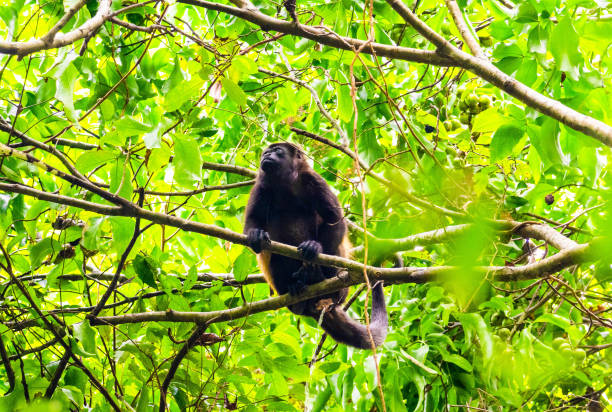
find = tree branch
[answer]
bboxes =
[385,0,612,147]
[0,0,112,56]
[202,161,257,178]
[177,0,455,66]
[444,0,485,59]
[0,180,581,283]
[159,324,208,411]
[89,240,598,326]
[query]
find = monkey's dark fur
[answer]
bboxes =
[244,143,387,349]
[283,0,298,22]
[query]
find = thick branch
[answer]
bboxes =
[40,0,89,45]
[354,221,578,256]
[177,0,455,66]
[0,181,580,281]
[90,241,598,326]
[0,0,112,56]
[0,182,123,215]
[385,0,612,147]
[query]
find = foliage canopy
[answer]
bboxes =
[0,0,611,410]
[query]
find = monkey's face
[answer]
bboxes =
[259,144,300,179]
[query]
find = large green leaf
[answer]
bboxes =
[173,135,202,187]
[490,123,525,161]
[549,17,583,80]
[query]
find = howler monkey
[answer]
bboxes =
[244,142,387,349]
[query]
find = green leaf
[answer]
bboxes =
[220,77,247,107]
[440,350,473,372]
[109,216,135,254]
[230,55,258,80]
[489,20,513,40]
[73,321,97,356]
[163,77,205,112]
[534,313,571,331]
[114,117,153,138]
[135,383,150,412]
[492,43,523,59]
[183,266,198,291]
[505,195,529,209]
[82,217,104,251]
[336,84,353,123]
[458,313,493,360]
[29,238,61,268]
[526,119,565,166]
[75,150,117,174]
[273,356,309,381]
[64,367,88,393]
[472,108,508,133]
[311,385,332,412]
[495,56,523,75]
[99,99,114,121]
[133,254,157,288]
[515,59,538,87]
[233,249,254,282]
[550,17,583,80]
[109,158,133,199]
[490,123,525,161]
[319,362,341,374]
[527,26,547,54]
[515,1,538,22]
[173,135,202,187]
[47,56,79,121]
[24,200,48,238]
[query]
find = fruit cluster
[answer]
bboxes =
[552,337,587,365]
[443,87,493,131]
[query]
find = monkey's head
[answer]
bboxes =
[259,143,304,182]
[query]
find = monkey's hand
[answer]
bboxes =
[297,240,322,261]
[246,229,271,254]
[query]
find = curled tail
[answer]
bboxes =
[319,281,388,349]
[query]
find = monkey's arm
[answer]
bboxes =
[244,183,275,291]
[244,183,271,253]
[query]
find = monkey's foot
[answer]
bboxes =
[297,240,322,260]
[288,269,307,295]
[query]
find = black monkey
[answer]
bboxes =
[244,142,387,349]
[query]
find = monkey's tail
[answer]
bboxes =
[319,281,388,349]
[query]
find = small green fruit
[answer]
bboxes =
[552,337,566,350]
[478,95,492,109]
[572,349,586,364]
[479,36,493,47]
[498,328,511,340]
[467,94,479,110]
